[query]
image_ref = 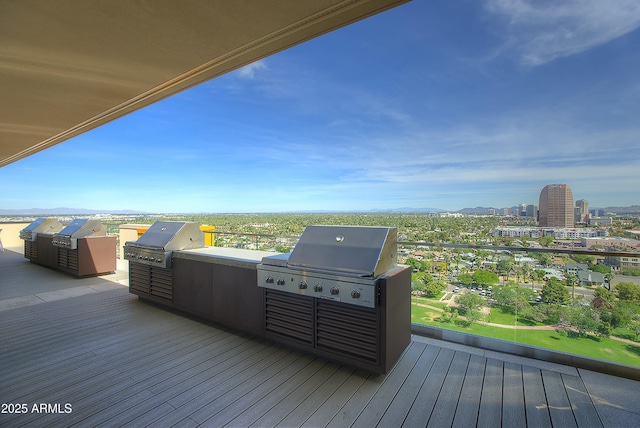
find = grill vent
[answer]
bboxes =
[25,241,37,259]
[265,289,313,345]
[150,266,173,301]
[316,300,379,363]
[57,248,78,271]
[129,263,150,295]
[129,263,173,303]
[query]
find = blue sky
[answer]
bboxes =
[2,0,640,213]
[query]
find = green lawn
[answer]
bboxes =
[486,305,548,327]
[412,303,640,367]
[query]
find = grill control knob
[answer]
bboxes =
[299,281,308,290]
[277,279,286,286]
[330,287,339,295]
[314,284,323,292]
[266,276,274,284]
[351,289,361,299]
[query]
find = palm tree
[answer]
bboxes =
[566,273,579,300]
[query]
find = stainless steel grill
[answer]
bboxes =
[257,225,398,308]
[19,217,64,241]
[52,219,106,249]
[124,221,204,268]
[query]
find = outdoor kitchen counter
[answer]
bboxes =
[170,247,276,337]
[173,247,279,269]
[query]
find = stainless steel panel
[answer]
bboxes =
[257,264,378,308]
[19,218,64,241]
[132,221,203,250]
[287,225,397,277]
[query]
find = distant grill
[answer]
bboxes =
[19,217,63,242]
[123,221,203,269]
[52,219,106,249]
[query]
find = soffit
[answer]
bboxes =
[0,0,408,167]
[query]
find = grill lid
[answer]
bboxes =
[55,219,106,238]
[286,225,397,277]
[130,221,203,250]
[20,217,64,239]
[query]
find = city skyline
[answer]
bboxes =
[1,1,640,213]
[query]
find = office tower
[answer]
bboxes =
[576,199,589,223]
[538,184,574,227]
[526,204,538,218]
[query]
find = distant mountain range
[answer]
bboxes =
[1,205,638,216]
[0,207,147,215]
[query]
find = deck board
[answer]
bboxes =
[451,354,486,427]
[426,351,470,428]
[543,370,578,428]
[1,285,638,427]
[523,365,553,428]
[477,357,504,427]
[377,343,440,427]
[402,347,456,426]
[503,361,527,427]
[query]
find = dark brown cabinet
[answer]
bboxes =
[26,235,116,277]
[172,257,264,337]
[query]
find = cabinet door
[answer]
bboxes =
[211,264,264,336]
[173,258,212,317]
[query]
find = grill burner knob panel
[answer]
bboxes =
[257,267,378,307]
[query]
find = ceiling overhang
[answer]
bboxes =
[0,0,409,167]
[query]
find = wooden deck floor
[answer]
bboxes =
[1,249,639,427]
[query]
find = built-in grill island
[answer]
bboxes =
[51,219,115,276]
[21,218,116,276]
[20,217,64,261]
[126,223,410,374]
[257,225,411,374]
[125,221,204,304]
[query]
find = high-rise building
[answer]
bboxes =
[576,199,589,223]
[538,184,574,228]
[526,204,538,218]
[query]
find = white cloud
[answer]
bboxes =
[236,60,267,78]
[484,0,640,65]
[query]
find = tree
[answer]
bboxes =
[560,304,600,337]
[566,273,579,299]
[425,280,447,298]
[497,259,513,278]
[472,269,499,287]
[458,273,473,286]
[593,287,616,307]
[630,316,640,342]
[604,273,615,290]
[531,269,546,286]
[590,264,610,274]
[406,257,429,272]
[615,282,640,303]
[539,236,554,247]
[455,292,485,312]
[541,277,571,304]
